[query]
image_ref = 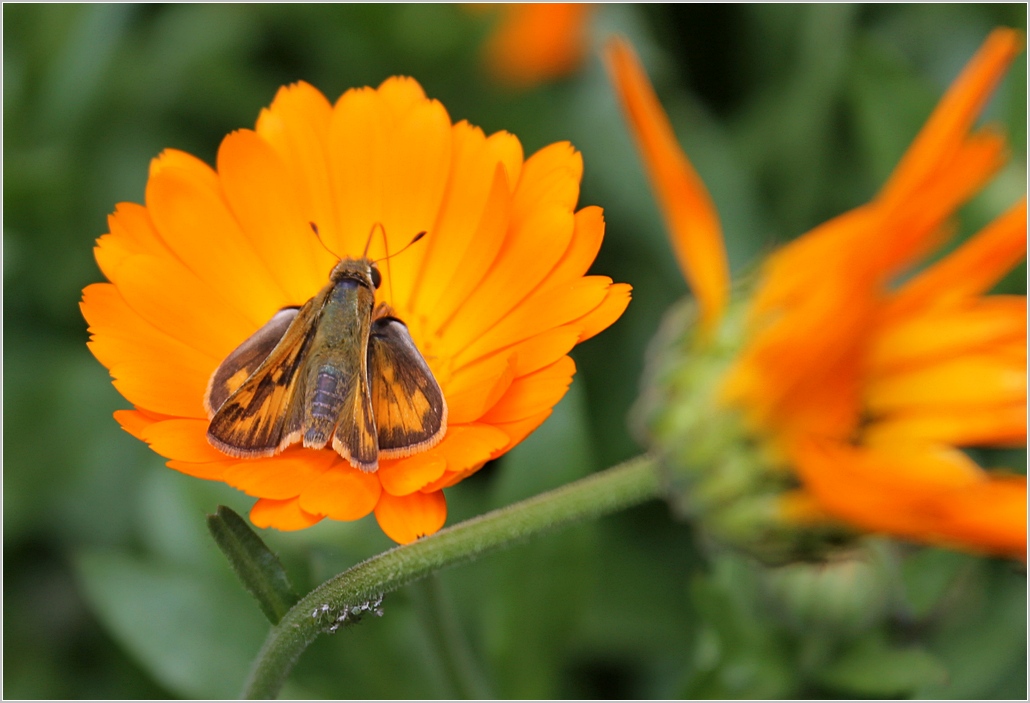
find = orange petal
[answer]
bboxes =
[876,129,1007,274]
[490,408,553,451]
[544,205,605,287]
[417,469,469,494]
[879,28,1024,210]
[407,125,516,313]
[871,296,1026,374]
[149,148,221,189]
[104,253,255,363]
[409,425,511,495]
[374,489,447,544]
[572,282,632,342]
[792,439,1027,558]
[378,453,447,497]
[889,198,1027,315]
[224,449,336,501]
[865,402,1027,448]
[412,160,511,330]
[931,474,1027,559]
[146,159,290,324]
[89,366,208,419]
[94,203,171,280]
[81,283,216,366]
[444,352,516,424]
[454,275,611,367]
[483,3,593,88]
[510,142,582,227]
[216,129,331,302]
[485,128,525,192]
[254,81,339,245]
[107,202,169,253]
[250,497,324,531]
[441,204,575,354]
[437,142,585,345]
[866,352,1026,415]
[166,459,229,481]
[605,37,728,333]
[505,327,581,377]
[298,460,382,521]
[480,356,575,424]
[377,76,430,117]
[328,87,388,254]
[434,424,509,473]
[82,284,216,418]
[84,286,215,417]
[139,418,225,463]
[113,408,166,440]
[375,96,453,309]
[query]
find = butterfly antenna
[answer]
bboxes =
[371,231,427,265]
[370,229,428,306]
[362,222,385,259]
[309,222,340,260]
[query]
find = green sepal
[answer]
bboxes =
[814,633,948,696]
[206,505,299,624]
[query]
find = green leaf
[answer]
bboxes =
[816,634,948,696]
[918,560,1027,699]
[683,556,796,699]
[483,386,599,698]
[74,549,273,699]
[899,547,966,619]
[206,505,299,624]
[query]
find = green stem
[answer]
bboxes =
[241,453,662,699]
[412,575,493,699]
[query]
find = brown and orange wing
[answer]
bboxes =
[204,306,300,415]
[367,316,447,459]
[206,303,318,458]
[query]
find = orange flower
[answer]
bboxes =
[608,31,1026,558]
[481,4,594,88]
[81,77,630,544]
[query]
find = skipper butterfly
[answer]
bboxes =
[204,229,446,472]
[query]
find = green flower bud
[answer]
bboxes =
[634,297,851,563]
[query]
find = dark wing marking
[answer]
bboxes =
[367,316,447,459]
[206,304,318,458]
[204,306,300,416]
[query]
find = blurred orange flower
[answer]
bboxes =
[481,3,594,88]
[82,77,630,543]
[608,30,1027,558]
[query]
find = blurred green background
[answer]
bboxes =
[4,4,1026,699]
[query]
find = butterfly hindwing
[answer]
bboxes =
[328,364,379,471]
[206,303,319,458]
[367,316,448,459]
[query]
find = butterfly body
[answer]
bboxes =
[205,257,447,472]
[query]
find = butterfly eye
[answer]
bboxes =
[370,265,382,289]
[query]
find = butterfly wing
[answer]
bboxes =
[204,306,300,415]
[366,316,448,459]
[206,303,319,458]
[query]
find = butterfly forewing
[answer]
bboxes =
[206,302,320,458]
[367,316,448,458]
[204,307,300,415]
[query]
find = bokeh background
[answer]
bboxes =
[4,4,1026,699]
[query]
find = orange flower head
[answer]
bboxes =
[81,77,630,544]
[480,3,595,88]
[609,31,1026,560]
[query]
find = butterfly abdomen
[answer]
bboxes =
[303,366,346,448]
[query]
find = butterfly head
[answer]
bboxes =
[329,258,382,290]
